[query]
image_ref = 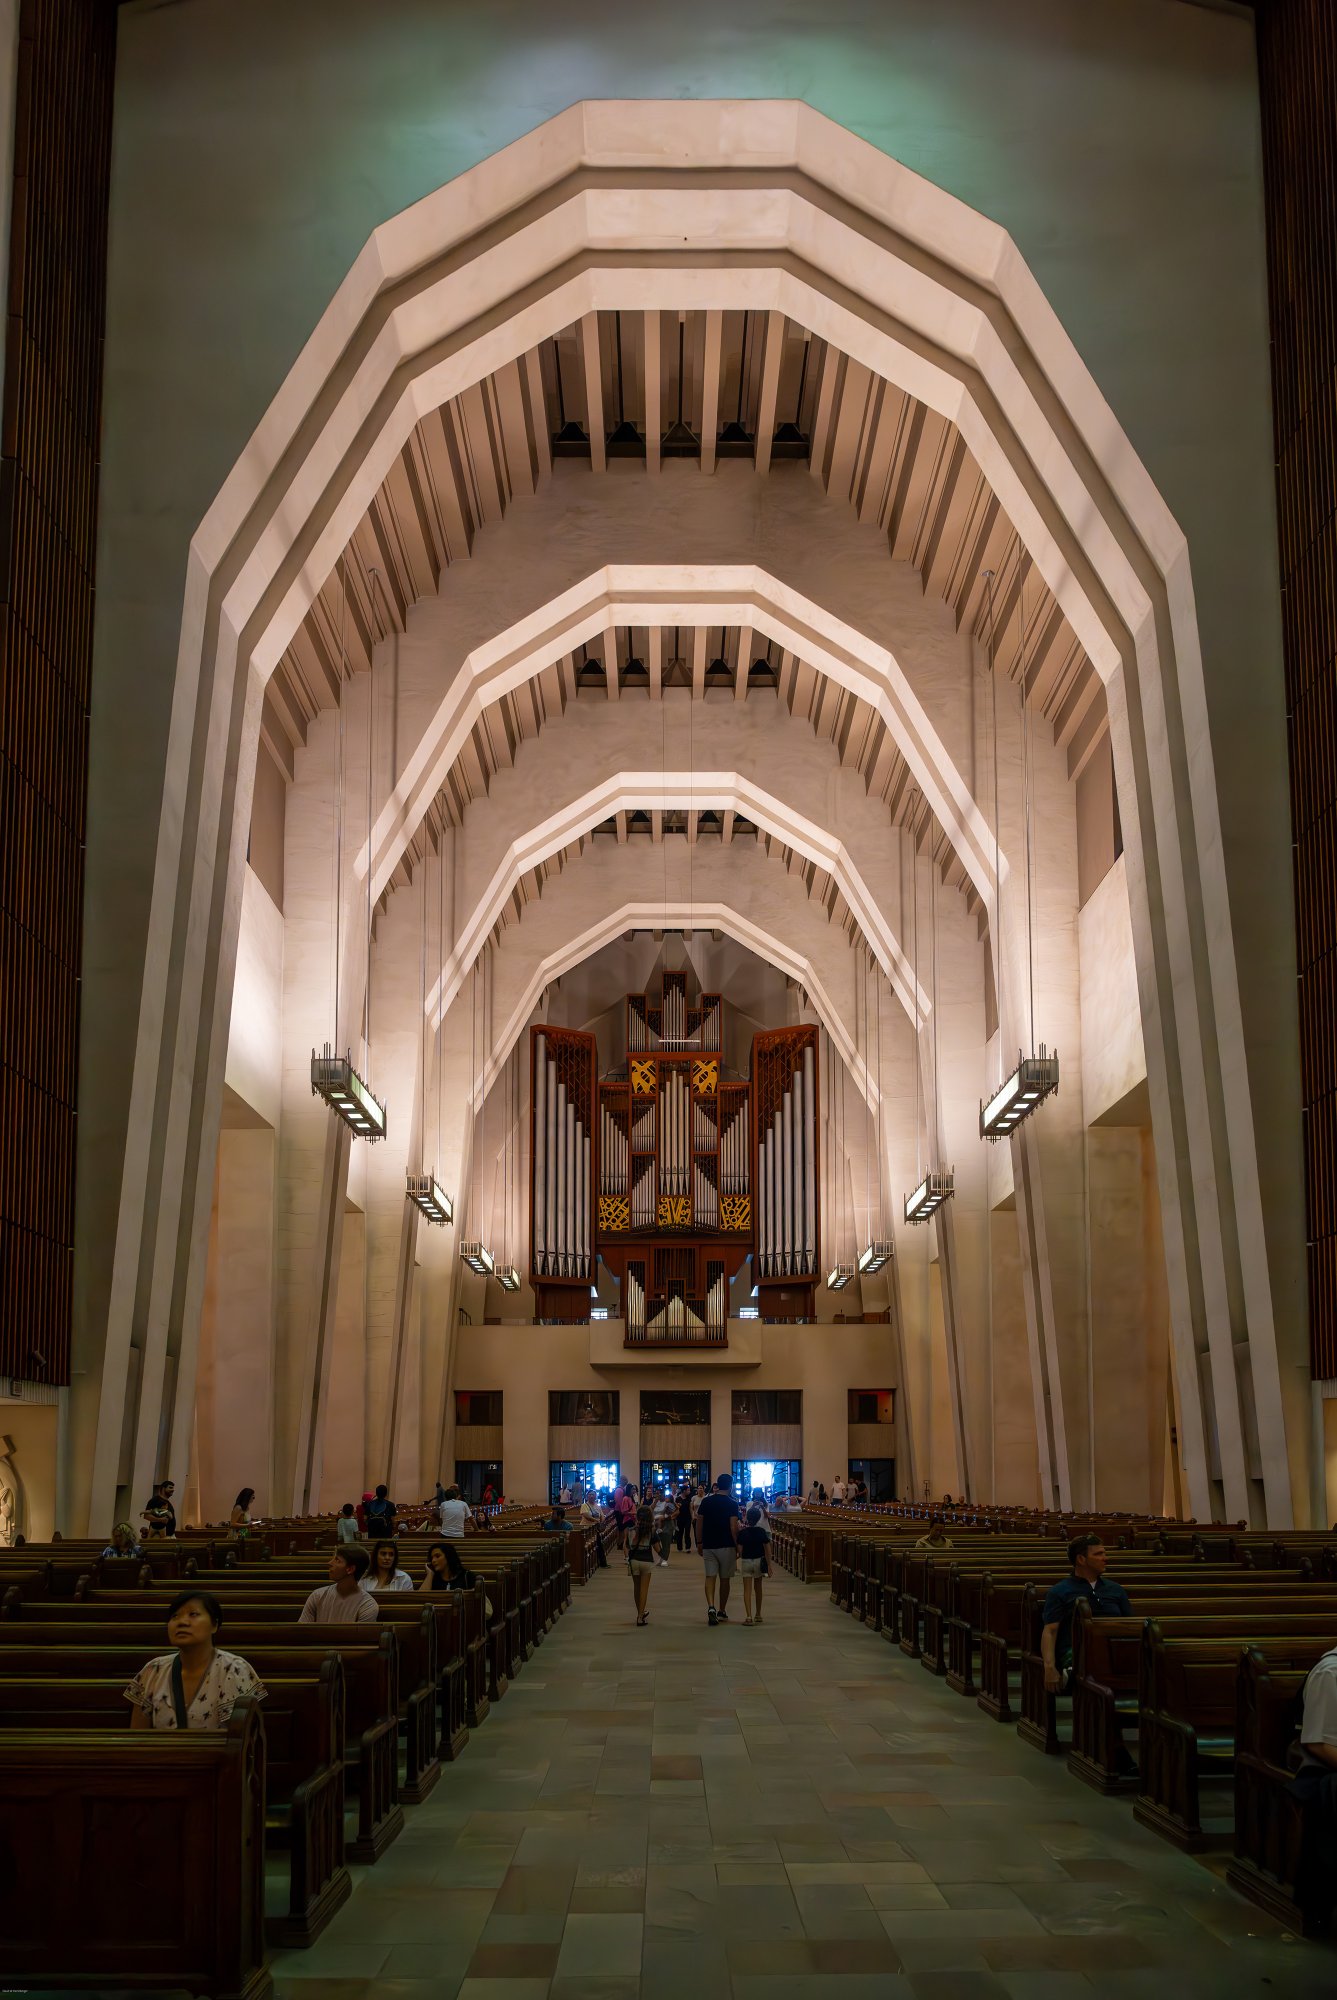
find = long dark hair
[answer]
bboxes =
[370,1539,400,1579]
[426,1540,464,1585]
[633,1504,654,1543]
[234,1488,255,1510]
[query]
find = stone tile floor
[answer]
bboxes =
[270,1555,1329,1998]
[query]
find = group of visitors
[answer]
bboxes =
[805,1473,870,1506]
[617,1473,772,1628]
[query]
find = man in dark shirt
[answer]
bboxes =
[1041,1535,1132,1692]
[141,1479,177,1538]
[695,1473,742,1626]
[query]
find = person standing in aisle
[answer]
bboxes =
[695,1473,742,1626]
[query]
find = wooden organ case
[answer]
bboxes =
[531,973,820,1337]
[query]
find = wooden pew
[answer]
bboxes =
[1134,1619,1337,1849]
[0,1701,271,1997]
[0,1627,405,1864]
[0,1662,350,1947]
[1227,1643,1334,1938]
[1067,1597,1337,1793]
[53,1589,444,1806]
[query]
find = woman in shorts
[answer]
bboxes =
[738,1504,772,1626]
[627,1503,657,1625]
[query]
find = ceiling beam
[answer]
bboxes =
[643,311,661,475]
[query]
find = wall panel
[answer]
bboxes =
[1257,0,1337,1375]
[0,0,115,1384]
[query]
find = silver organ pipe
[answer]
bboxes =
[545,1061,557,1267]
[753,1032,820,1281]
[554,1080,568,1276]
[802,1044,816,1271]
[533,1050,547,1273]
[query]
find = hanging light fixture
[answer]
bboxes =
[904,809,953,1223]
[979,563,1059,1140]
[460,948,496,1276]
[827,1024,856,1290]
[859,949,894,1274]
[313,553,387,1140]
[407,825,453,1224]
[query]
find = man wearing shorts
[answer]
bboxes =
[695,1472,742,1626]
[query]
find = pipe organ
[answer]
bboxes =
[531,973,820,1332]
[529,1027,594,1318]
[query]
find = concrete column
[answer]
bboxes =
[710,1385,732,1486]
[990,1203,1040,1505]
[620,1386,640,1493]
[194,1127,277,1523]
[320,1208,365,1510]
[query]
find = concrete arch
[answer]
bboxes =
[367,564,1001,925]
[81,99,1300,1535]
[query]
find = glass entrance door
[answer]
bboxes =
[640,1459,709,1495]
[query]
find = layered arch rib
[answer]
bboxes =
[82,98,1298,1534]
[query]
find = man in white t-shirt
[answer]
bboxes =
[437,1484,470,1539]
[1293,1644,1337,1926]
[831,1476,847,1503]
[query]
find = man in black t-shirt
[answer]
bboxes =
[141,1479,177,1538]
[694,1473,742,1626]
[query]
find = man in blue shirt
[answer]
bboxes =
[1041,1535,1132,1692]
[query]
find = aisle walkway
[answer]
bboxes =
[272,1556,1319,1999]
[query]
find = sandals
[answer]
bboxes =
[636,1613,649,1626]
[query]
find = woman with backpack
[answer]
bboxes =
[627,1503,657,1625]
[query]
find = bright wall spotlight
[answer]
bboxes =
[979,1047,1060,1141]
[311,1046,387,1140]
[460,1242,496,1277]
[904,1171,954,1225]
[497,1266,522,1293]
[857,1239,894,1274]
[826,1262,856,1291]
[407,1173,453,1225]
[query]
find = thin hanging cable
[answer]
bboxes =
[985,568,1003,1083]
[364,578,374,1066]
[931,845,941,1164]
[911,813,921,1184]
[436,824,444,1178]
[1020,559,1036,1051]
[875,954,884,1227]
[419,857,427,1169]
[334,556,348,1044]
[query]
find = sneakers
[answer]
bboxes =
[717,1609,729,1621]
[707,1605,718,1625]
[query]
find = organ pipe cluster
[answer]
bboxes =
[755,1037,818,1280]
[532,1031,592,1280]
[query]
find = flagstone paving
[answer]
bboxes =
[270,1552,1326,1998]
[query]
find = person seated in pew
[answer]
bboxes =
[336,1502,360,1544]
[541,1505,571,1533]
[124,1589,267,1730]
[1040,1535,1131,1695]
[100,1522,141,1560]
[914,1517,955,1551]
[299,1546,379,1623]
[1291,1640,1337,1929]
[367,1539,415,1590]
[420,1540,494,1622]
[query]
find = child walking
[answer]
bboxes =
[739,1503,771,1625]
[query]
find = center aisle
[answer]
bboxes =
[271,1554,1314,2000]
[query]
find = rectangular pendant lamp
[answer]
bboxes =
[497,1266,522,1293]
[904,1170,954,1225]
[826,1262,856,1291]
[979,1048,1060,1141]
[311,1047,387,1140]
[406,1173,453,1225]
[460,1242,496,1277]
[857,1239,894,1273]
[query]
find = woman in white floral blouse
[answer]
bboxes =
[124,1590,266,1731]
